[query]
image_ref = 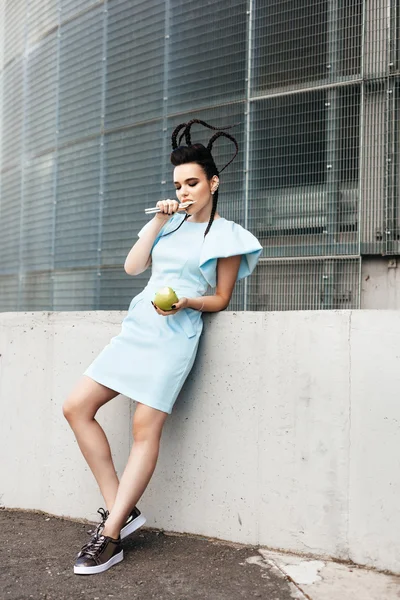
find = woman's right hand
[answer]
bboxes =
[155,199,180,222]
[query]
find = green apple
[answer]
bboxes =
[154,286,179,311]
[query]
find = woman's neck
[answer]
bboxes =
[188,212,221,223]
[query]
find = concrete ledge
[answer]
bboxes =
[1,310,399,574]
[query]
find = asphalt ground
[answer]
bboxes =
[1,508,298,600]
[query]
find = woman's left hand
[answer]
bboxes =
[151,297,189,316]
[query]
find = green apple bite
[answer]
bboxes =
[153,286,179,311]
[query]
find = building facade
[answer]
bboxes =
[0,1,399,311]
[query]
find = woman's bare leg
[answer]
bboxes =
[102,402,168,539]
[62,376,120,511]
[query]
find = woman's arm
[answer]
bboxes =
[153,255,242,315]
[189,254,241,312]
[124,201,178,275]
[124,217,164,275]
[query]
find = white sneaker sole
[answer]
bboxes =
[74,549,123,575]
[120,513,146,540]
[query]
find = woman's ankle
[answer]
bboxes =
[101,524,121,539]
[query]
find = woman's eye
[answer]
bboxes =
[175,182,197,190]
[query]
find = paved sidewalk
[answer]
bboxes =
[1,509,399,600]
[0,509,299,600]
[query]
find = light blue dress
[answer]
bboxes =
[84,213,262,413]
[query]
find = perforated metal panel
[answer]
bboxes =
[250,86,360,258]
[20,272,52,311]
[53,268,97,310]
[0,71,3,164]
[2,0,27,67]
[58,5,104,144]
[103,120,164,266]
[0,7,5,72]
[26,34,58,156]
[60,0,101,22]
[167,0,247,113]
[55,139,101,268]
[22,154,55,271]
[106,0,165,129]
[0,275,19,311]
[252,0,362,94]
[0,167,22,273]
[249,257,360,311]
[99,267,149,310]
[2,1,400,312]
[2,58,23,169]
[27,0,58,47]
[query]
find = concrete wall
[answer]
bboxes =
[0,310,399,575]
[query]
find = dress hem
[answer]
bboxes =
[83,372,173,415]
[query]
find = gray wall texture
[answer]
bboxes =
[1,310,399,575]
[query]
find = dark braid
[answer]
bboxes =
[169,119,239,237]
[171,119,231,149]
[183,119,232,146]
[204,188,219,237]
[178,129,186,146]
[207,131,239,172]
[171,123,188,150]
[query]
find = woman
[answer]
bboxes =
[63,119,262,575]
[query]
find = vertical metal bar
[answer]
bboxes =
[385,83,395,254]
[357,83,364,306]
[325,88,338,243]
[50,0,62,309]
[326,0,339,245]
[322,260,334,310]
[389,0,396,69]
[357,0,365,308]
[243,0,253,311]
[360,0,366,80]
[17,0,29,310]
[384,92,389,255]
[96,0,108,310]
[384,0,393,254]
[386,0,398,254]
[324,0,340,308]
[327,0,339,83]
[161,0,170,197]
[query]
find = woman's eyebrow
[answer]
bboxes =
[174,177,199,184]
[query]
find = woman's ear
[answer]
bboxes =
[211,177,219,194]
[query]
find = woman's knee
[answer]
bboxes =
[62,377,116,423]
[62,394,89,423]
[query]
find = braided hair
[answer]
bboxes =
[169,119,239,237]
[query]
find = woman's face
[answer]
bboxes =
[173,163,218,220]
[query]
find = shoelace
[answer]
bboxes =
[79,507,109,556]
[97,507,109,522]
[93,507,109,538]
[80,534,107,559]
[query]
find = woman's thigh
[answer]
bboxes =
[63,375,119,420]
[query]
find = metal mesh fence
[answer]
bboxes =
[248,257,360,311]
[0,1,398,311]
